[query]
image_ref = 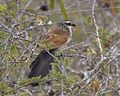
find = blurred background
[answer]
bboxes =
[0,0,120,96]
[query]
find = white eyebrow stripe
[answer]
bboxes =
[64,21,71,23]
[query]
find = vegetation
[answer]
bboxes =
[0,0,120,96]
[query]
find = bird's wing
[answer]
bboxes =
[48,25,69,35]
[42,26,69,48]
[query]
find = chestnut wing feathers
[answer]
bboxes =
[42,26,69,47]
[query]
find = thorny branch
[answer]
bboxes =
[92,0,104,61]
[0,0,120,95]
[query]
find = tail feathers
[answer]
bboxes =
[28,48,56,80]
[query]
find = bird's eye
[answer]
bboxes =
[65,22,76,27]
[65,22,71,26]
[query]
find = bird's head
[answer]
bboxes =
[63,20,76,27]
[57,20,76,33]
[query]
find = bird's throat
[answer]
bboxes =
[66,26,72,44]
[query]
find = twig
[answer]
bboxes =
[0,22,11,33]
[92,0,104,68]
[92,0,103,58]
[61,42,90,51]
[20,87,32,96]
[17,0,33,19]
[107,54,120,64]
[16,0,20,17]
[3,83,30,95]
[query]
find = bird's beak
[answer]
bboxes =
[71,23,76,27]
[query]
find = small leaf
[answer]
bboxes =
[0,31,8,41]
[50,0,55,10]
[89,79,100,91]
[10,44,19,58]
[0,4,7,12]
[59,0,68,19]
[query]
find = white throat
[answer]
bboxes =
[66,26,72,44]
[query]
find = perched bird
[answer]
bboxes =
[28,20,76,86]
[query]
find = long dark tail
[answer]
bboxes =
[28,48,56,86]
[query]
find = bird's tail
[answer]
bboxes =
[28,48,56,86]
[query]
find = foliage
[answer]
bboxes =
[50,0,55,10]
[0,4,7,12]
[59,0,68,19]
[0,0,120,96]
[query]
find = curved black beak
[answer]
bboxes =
[71,23,76,27]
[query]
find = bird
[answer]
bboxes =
[28,20,76,86]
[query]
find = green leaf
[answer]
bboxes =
[50,0,55,10]
[0,31,8,39]
[0,4,7,12]
[10,44,19,58]
[59,0,68,19]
